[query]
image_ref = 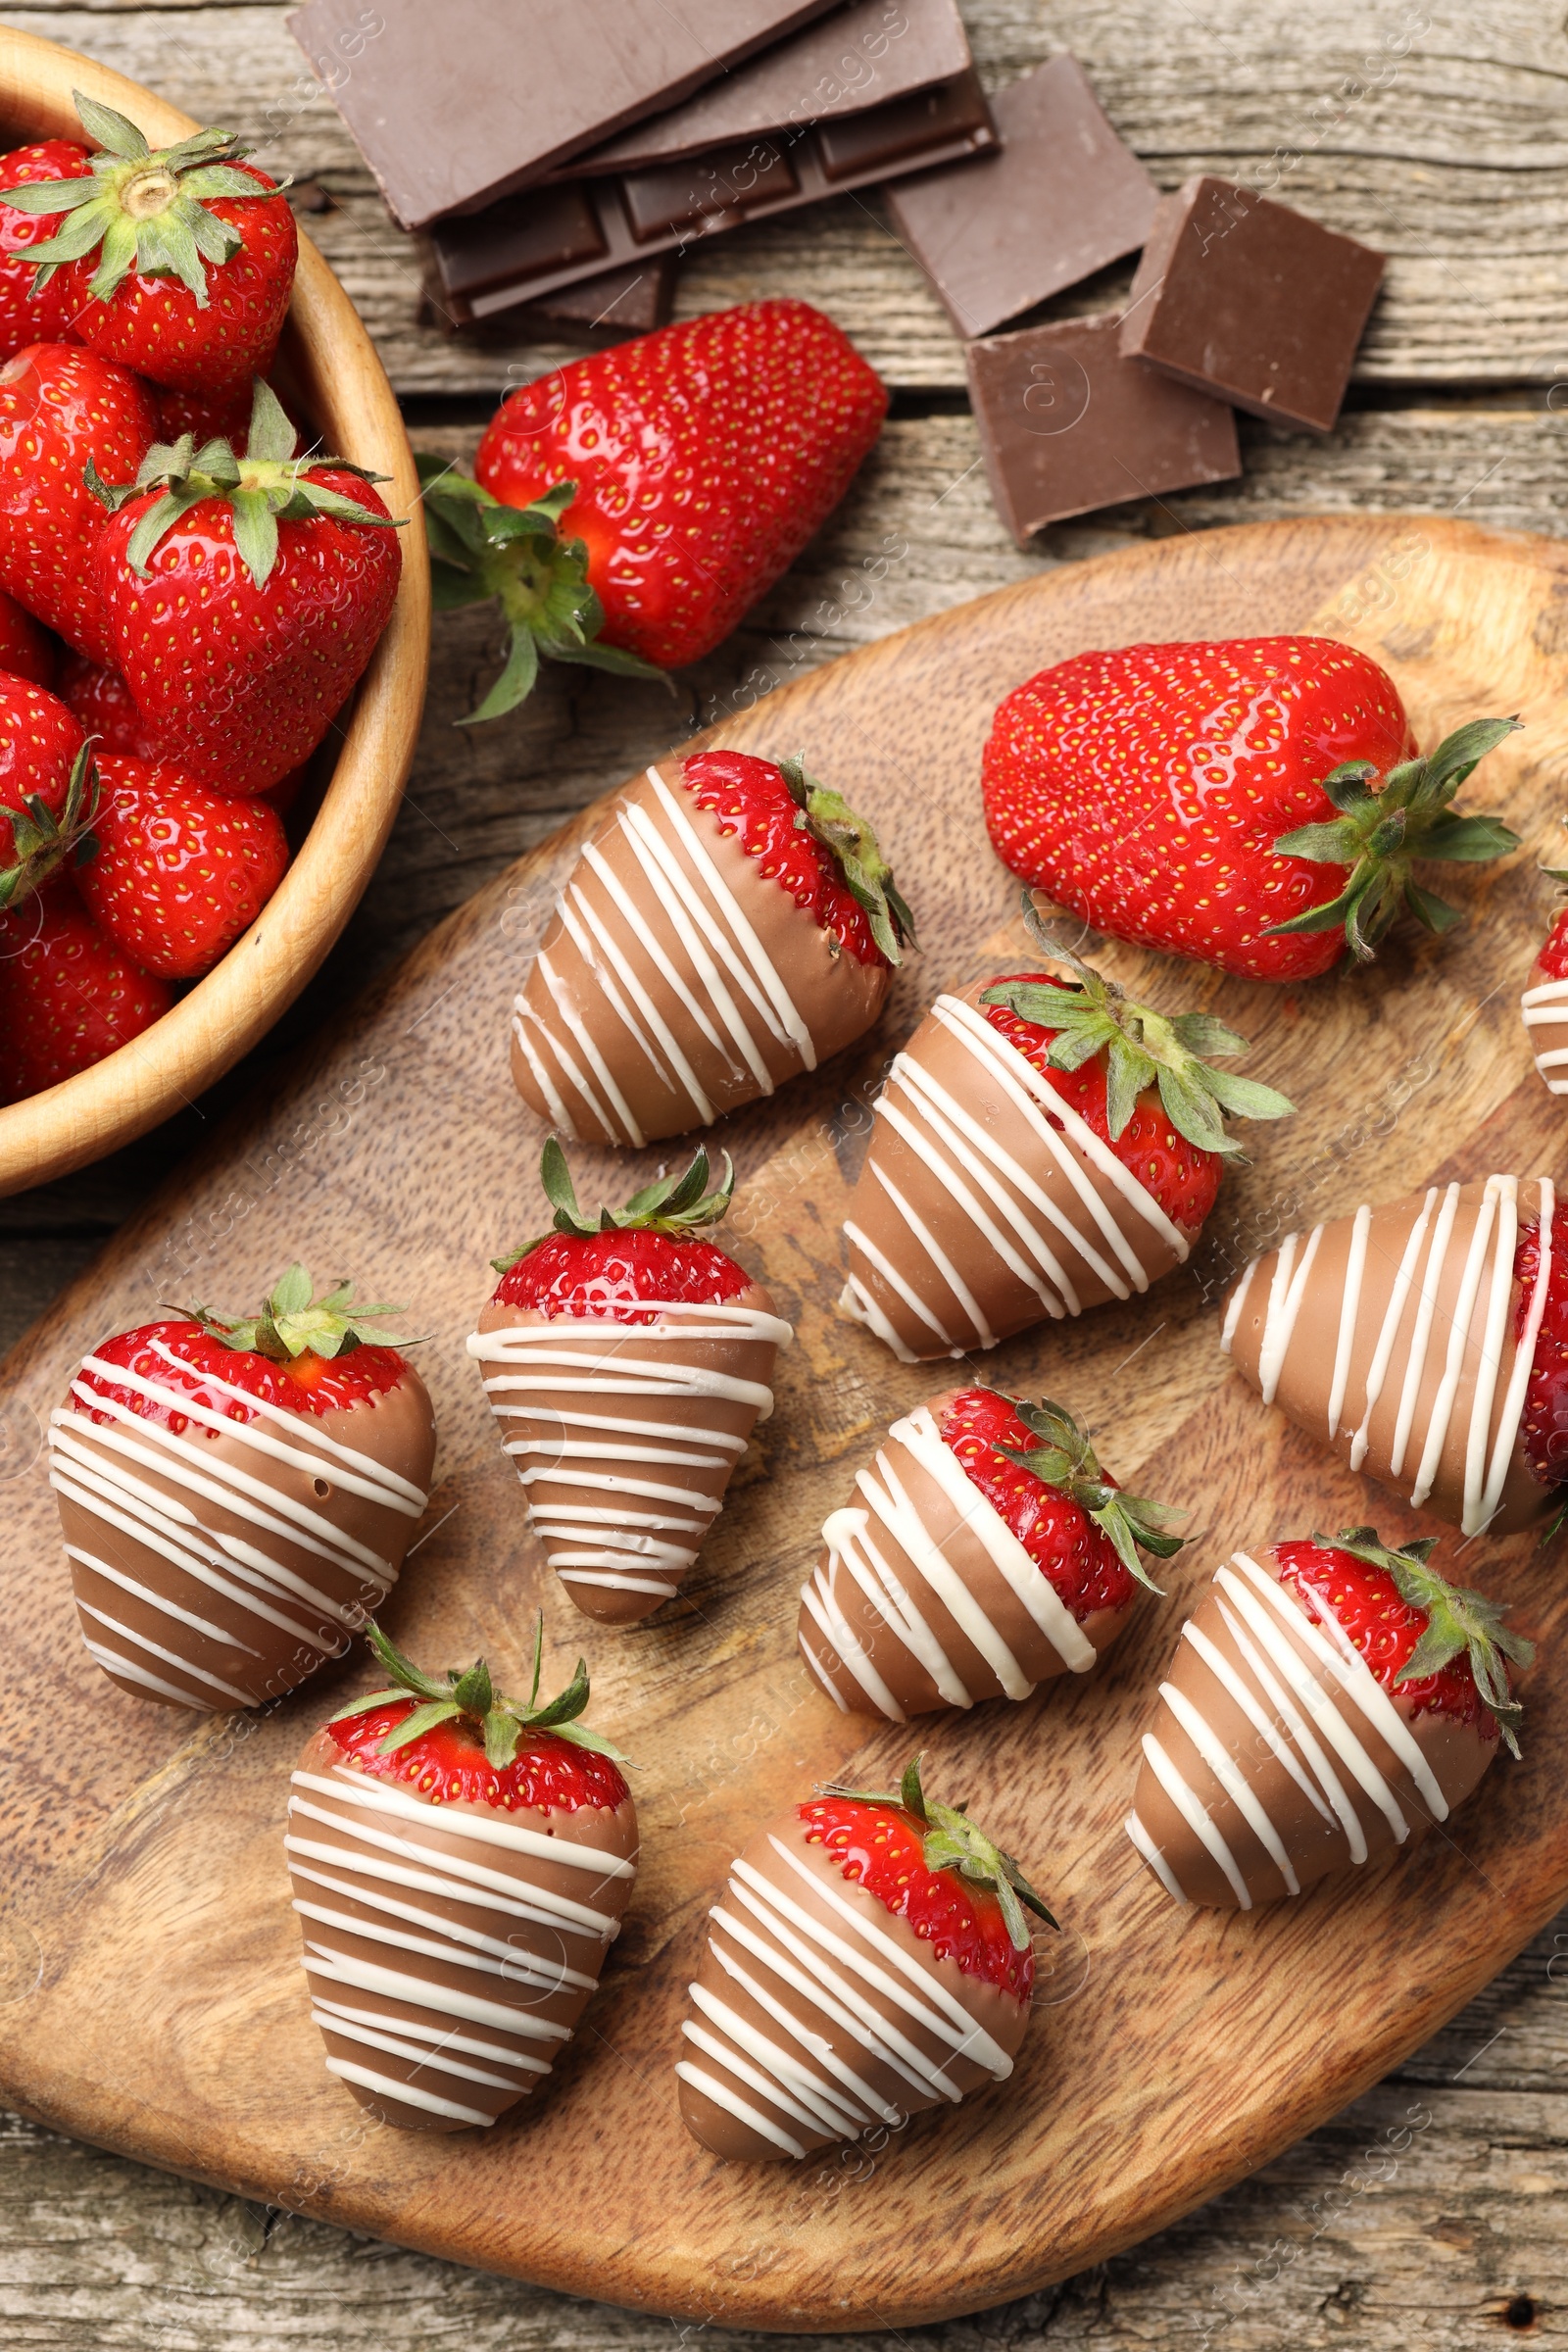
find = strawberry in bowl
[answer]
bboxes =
[800,1388,1183,1719]
[982,637,1519,982]
[840,923,1292,1363]
[1127,1528,1530,1909]
[468,1141,792,1625]
[510,747,914,1146]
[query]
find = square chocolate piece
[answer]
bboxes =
[1119,176,1385,432]
[885,55,1156,339]
[966,313,1241,544]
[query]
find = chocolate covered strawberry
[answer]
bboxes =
[801,1388,1182,1720]
[841,923,1292,1362]
[677,1755,1050,2163]
[419,299,887,717]
[47,1265,436,1711]
[88,378,402,795]
[1224,1172,1568,1539]
[0,94,297,398]
[288,1617,637,2133]
[0,138,91,353]
[983,637,1519,982]
[1128,1529,1529,1910]
[1520,862,1568,1098]
[512,747,913,1145]
[75,752,288,977]
[0,887,170,1102]
[0,672,93,911]
[0,342,158,661]
[468,1142,791,1625]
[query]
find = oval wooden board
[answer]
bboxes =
[4,514,1568,2332]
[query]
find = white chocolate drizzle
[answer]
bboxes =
[467,1300,792,1600]
[676,1829,1016,2160]
[1521,974,1568,1096]
[288,1762,632,2128]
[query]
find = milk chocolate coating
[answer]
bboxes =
[1126,1545,1499,1910]
[470,1279,787,1624]
[289,1725,638,2132]
[51,1360,437,1712]
[798,1386,1131,1719]
[510,758,891,1146]
[675,1804,1030,2161]
[1521,957,1568,1099]
[840,978,1192,1361]
[1223,1174,1556,1536]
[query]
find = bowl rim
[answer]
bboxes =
[0,24,430,1199]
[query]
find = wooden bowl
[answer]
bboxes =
[0,26,430,1198]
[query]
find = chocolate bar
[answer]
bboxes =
[966,313,1241,544]
[1119,177,1385,433]
[886,55,1157,339]
[287,0,843,232]
[429,70,998,325]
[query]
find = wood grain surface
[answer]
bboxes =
[3,515,1568,2329]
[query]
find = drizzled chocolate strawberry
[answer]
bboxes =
[288,1618,637,2133]
[800,1388,1183,1720]
[1520,862,1568,1099]
[509,748,914,1147]
[468,1142,792,1625]
[48,1265,436,1710]
[676,1755,1051,2163]
[841,919,1293,1363]
[1128,1529,1530,1910]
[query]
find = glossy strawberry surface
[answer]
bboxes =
[0,884,170,1101]
[939,1386,1133,1619]
[982,637,1414,984]
[0,587,56,688]
[1536,906,1568,983]
[800,1794,1033,1999]
[495,1227,752,1323]
[683,747,884,963]
[77,1318,411,1428]
[474,298,886,668]
[75,752,288,978]
[0,343,158,662]
[1515,1213,1568,1490]
[0,141,91,354]
[56,653,161,755]
[328,1698,629,1814]
[983,971,1222,1231]
[0,672,83,864]
[1271,1538,1496,1735]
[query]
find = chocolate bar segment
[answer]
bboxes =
[966,313,1241,544]
[887,56,1157,338]
[287,0,843,231]
[1119,176,1385,432]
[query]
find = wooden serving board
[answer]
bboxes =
[5,514,1568,2331]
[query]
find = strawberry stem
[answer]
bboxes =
[330,1613,630,1768]
[777,753,916,966]
[818,1753,1056,1947]
[0,741,99,912]
[492,1139,736,1272]
[991,1391,1187,1594]
[185,1263,413,1361]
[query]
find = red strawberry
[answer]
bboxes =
[0,588,56,687]
[0,342,158,661]
[74,752,288,978]
[1521,868,1568,1102]
[419,298,888,719]
[984,637,1520,983]
[0,96,296,398]
[0,884,172,1101]
[56,651,161,755]
[288,1619,636,2132]
[51,1268,437,1710]
[0,140,90,353]
[89,380,402,796]
[685,747,904,966]
[676,1756,1049,2162]
[155,378,294,457]
[0,671,92,909]
[471,1143,791,1623]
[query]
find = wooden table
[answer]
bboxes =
[3,3,1567,2343]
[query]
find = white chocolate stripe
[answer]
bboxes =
[1522,977,1568,1095]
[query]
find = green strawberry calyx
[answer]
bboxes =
[0,741,98,913]
[1264,716,1522,960]
[186,1262,414,1362]
[331,1613,630,1770]
[777,754,917,966]
[991,1391,1186,1595]
[0,90,289,306]
[414,454,668,723]
[817,1753,1057,1949]
[1313,1525,1533,1759]
[86,376,402,590]
[492,1138,735,1273]
[981,899,1295,1160]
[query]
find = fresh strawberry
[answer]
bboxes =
[0,95,296,398]
[0,884,171,1101]
[155,378,294,456]
[55,650,161,755]
[983,637,1520,983]
[289,1618,636,2132]
[1538,906,1568,983]
[0,588,57,688]
[0,671,93,910]
[940,1388,1183,1613]
[0,140,90,353]
[0,342,158,662]
[417,298,888,719]
[89,379,402,796]
[74,751,287,978]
